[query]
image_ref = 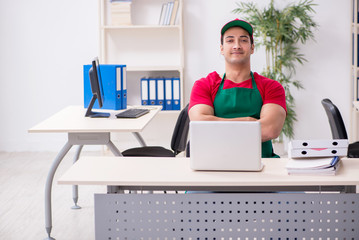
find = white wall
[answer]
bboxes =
[0,0,352,151]
[0,0,99,151]
[291,1,352,140]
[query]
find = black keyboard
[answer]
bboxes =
[115,108,150,118]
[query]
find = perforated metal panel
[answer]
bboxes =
[95,193,359,239]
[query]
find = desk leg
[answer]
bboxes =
[106,141,124,194]
[107,140,123,156]
[132,132,147,147]
[44,142,73,240]
[71,145,83,210]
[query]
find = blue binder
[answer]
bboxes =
[172,77,180,110]
[165,77,173,110]
[118,66,127,109]
[351,33,359,67]
[148,77,157,106]
[156,78,165,110]
[352,33,359,67]
[141,77,149,105]
[84,64,126,110]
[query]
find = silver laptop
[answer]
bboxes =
[189,121,263,171]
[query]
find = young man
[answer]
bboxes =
[189,19,287,158]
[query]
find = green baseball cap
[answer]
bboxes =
[221,18,253,37]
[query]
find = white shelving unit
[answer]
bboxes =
[98,0,184,110]
[351,0,359,141]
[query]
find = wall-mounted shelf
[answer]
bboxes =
[98,0,184,109]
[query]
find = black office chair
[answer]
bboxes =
[321,98,359,158]
[121,104,190,157]
[186,141,190,157]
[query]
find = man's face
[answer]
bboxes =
[220,27,254,65]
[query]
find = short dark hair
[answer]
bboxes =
[220,27,254,45]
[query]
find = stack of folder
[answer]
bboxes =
[286,156,341,175]
[83,64,127,110]
[286,139,348,175]
[110,0,132,26]
[141,77,180,110]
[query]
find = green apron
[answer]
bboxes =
[213,72,278,158]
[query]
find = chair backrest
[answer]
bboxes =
[321,98,348,139]
[170,104,190,155]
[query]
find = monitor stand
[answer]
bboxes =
[85,95,110,118]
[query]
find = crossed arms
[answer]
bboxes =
[189,103,286,142]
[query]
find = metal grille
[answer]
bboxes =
[95,193,359,239]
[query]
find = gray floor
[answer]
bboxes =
[0,151,107,240]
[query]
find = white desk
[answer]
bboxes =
[58,157,359,239]
[28,105,161,240]
[58,157,359,192]
[28,105,161,133]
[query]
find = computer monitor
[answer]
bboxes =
[85,57,110,118]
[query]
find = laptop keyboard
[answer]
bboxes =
[115,108,150,118]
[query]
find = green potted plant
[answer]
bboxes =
[232,0,318,140]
